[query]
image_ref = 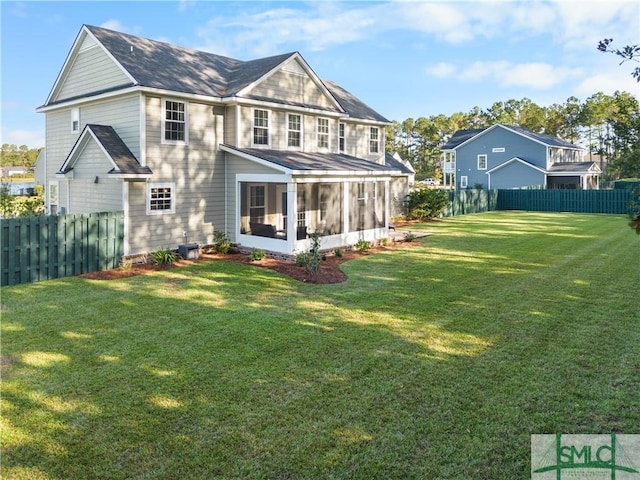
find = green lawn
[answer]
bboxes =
[2,212,638,479]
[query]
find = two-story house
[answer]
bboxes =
[37,25,411,258]
[441,124,601,190]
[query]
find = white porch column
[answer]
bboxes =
[343,181,350,234]
[288,182,297,251]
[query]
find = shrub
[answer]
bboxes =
[250,249,266,262]
[354,240,371,253]
[334,248,343,258]
[152,247,179,266]
[295,232,322,275]
[404,232,417,242]
[213,231,231,254]
[406,188,450,220]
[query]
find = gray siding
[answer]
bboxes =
[490,162,545,189]
[125,96,225,254]
[53,35,130,102]
[44,94,140,215]
[456,127,547,189]
[248,63,335,110]
[68,141,123,212]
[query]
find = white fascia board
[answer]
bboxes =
[294,175,393,183]
[36,86,140,113]
[219,145,291,174]
[112,173,153,180]
[233,96,346,118]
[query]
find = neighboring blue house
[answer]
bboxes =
[441,124,601,190]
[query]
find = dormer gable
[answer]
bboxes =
[239,53,345,113]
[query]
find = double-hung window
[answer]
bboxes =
[477,154,487,170]
[317,118,329,149]
[249,185,265,223]
[253,109,269,146]
[339,123,345,152]
[147,182,175,215]
[369,127,379,154]
[460,176,468,189]
[287,114,301,148]
[163,100,187,144]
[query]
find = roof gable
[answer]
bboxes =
[59,124,152,177]
[443,124,581,151]
[239,54,344,112]
[486,157,546,174]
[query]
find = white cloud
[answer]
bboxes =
[1,128,45,148]
[574,72,640,98]
[428,60,583,89]
[426,62,458,78]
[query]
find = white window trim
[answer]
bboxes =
[161,99,188,145]
[460,176,468,189]
[316,117,330,150]
[477,154,487,170]
[369,126,380,154]
[252,108,271,147]
[248,184,267,223]
[339,123,345,153]
[71,108,80,133]
[147,182,176,215]
[48,180,59,214]
[286,113,303,149]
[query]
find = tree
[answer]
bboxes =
[598,38,640,81]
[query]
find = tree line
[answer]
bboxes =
[385,91,640,181]
[1,144,41,170]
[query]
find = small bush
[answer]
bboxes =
[250,249,266,262]
[152,247,179,266]
[404,232,417,242]
[334,248,344,258]
[295,232,322,275]
[213,231,231,254]
[380,238,388,246]
[119,259,133,271]
[354,240,371,253]
[406,188,450,220]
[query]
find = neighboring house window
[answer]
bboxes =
[339,123,345,152]
[163,100,187,144]
[253,109,270,146]
[317,118,329,149]
[48,181,59,215]
[287,114,302,148]
[71,108,80,133]
[369,127,379,154]
[477,154,487,170]
[460,176,468,189]
[250,185,265,222]
[147,182,175,214]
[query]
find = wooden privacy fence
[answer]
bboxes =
[441,189,633,217]
[495,189,632,214]
[1,211,124,286]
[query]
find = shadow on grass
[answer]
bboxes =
[2,213,639,479]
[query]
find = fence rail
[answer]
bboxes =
[1,211,124,286]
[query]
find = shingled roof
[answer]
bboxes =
[442,124,580,150]
[59,124,152,176]
[221,145,399,174]
[46,25,387,123]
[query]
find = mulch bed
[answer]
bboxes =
[78,240,422,284]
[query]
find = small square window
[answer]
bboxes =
[147,182,175,215]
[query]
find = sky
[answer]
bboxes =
[1,0,639,149]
